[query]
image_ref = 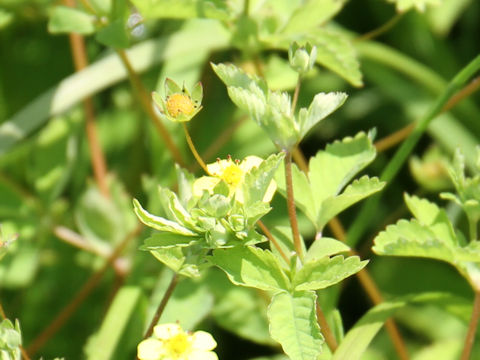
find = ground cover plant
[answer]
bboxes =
[1,0,480,359]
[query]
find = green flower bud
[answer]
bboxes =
[288,41,317,74]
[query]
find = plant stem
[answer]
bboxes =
[116,50,185,167]
[27,224,142,357]
[292,146,309,173]
[182,122,209,174]
[355,13,403,42]
[64,0,110,198]
[347,54,480,248]
[315,301,337,351]
[143,273,179,339]
[284,151,303,260]
[257,220,290,264]
[291,75,302,117]
[461,291,480,360]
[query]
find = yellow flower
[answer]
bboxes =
[137,324,218,360]
[193,155,276,203]
[152,78,203,122]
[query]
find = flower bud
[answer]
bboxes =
[288,41,317,74]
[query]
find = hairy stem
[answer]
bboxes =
[64,0,109,197]
[143,273,179,339]
[182,122,209,174]
[116,50,185,167]
[27,225,142,357]
[257,220,290,264]
[461,291,480,360]
[284,151,303,260]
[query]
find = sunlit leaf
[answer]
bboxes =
[293,255,367,291]
[211,246,291,291]
[268,291,324,360]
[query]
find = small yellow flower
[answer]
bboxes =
[193,155,276,203]
[137,323,218,360]
[152,79,203,122]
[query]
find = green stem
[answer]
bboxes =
[461,291,480,360]
[347,54,480,247]
[143,273,179,339]
[182,122,209,174]
[284,151,304,260]
[355,13,403,42]
[291,75,301,117]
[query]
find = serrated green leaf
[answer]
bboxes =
[387,0,441,13]
[298,92,348,139]
[317,176,385,230]
[294,255,367,291]
[130,0,229,20]
[85,286,145,360]
[404,193,458,246]
[48,6,96,35]
[211,246,290,291]
[150,247,201,278]
[242,153,284,207]
[211,63,268,93]
[372,219,461,265]
[281,0,347,34]
[268,291,324,360]
[309,28,362,87]
[141,233,200,249]
[305,237,350,263]
[133,199,197,236]
[309,133,376,206]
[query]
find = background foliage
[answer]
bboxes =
[0,0,480,359]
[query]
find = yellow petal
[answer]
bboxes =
[193,177,221,197]
[239,155,263,172]
[137,338,165,360]
[191,331,217,351]
[188,351,218,360]
[154,323,182,339]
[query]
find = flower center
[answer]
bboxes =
[220,163,244,187]
[166,332,191,357]
[166,93,195,117]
